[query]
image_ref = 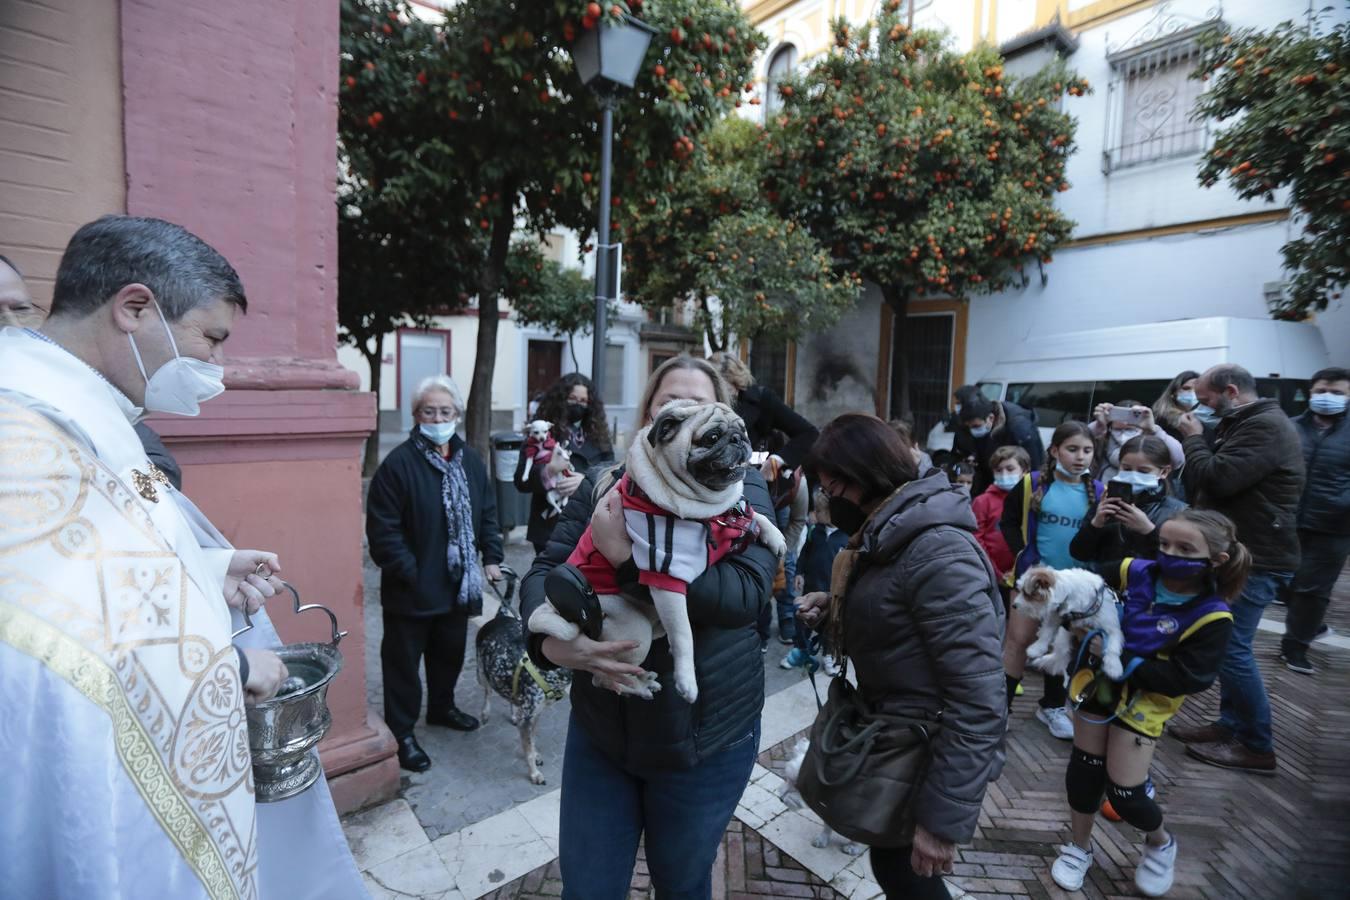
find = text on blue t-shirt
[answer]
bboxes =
[1036,479,1091,570]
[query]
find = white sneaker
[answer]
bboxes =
[1036,705,1075,740]
[1051,842,1093,891]
[1135,836,1177,897]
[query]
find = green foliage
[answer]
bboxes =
[620,116,857,349]
[764,7,1088,307]
[339,0,763,450]
[1193,12,1349,319]
[504,244,597,338]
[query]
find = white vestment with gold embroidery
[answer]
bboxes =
[0,329,258,898]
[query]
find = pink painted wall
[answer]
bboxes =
[119,0,397,808]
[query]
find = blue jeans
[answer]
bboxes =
[1216,570,1292,753]
[558,715,760,899]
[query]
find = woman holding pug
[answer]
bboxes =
[797,414,1007,900]
[516,372,615,553]
[519,356,777,899]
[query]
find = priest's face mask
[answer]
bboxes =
[123,292,238,416]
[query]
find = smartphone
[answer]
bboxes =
[1105,481,1134,503]
[1108,406,1144,424]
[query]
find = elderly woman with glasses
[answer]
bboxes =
[366,375,504,772]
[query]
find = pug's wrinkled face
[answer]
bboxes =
[647,402,752,492]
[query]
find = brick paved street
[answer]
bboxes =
[351,545,1350,900]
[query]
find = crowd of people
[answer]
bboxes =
[4,216,1346,900]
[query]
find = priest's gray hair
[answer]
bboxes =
[412,375,464,415]
[51,215,247,321]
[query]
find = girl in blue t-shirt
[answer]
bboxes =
[999,421,1104,738]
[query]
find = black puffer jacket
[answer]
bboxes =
[1292,411,1350,535]
[954,400,1045,496]
[1182,399,1305,571]
[734,384,819,470]
[366,433,503,617]
[839,473,1006,845]
[521,467,777,770]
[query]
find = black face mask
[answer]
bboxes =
[566,403,588,424]
[828,494,868,537]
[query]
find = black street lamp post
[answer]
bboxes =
[570,14,655,398]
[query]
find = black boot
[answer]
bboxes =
[427,707,480,731]
[397,734,431,772]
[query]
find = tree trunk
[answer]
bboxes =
[465,189,517,460]
[360,332,384,476]
[699,294,722,352]
[881,284,911,419]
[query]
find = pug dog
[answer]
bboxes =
[527,400,786,703]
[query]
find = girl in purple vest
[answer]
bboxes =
[1000,421,1104,739]
[1050,509,1251,897]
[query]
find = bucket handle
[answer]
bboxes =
[232,573,346,647]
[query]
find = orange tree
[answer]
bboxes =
[340,0,762,454]
[1193,12,1349,319]
[764,5,1088,414]
[617,116,859,351]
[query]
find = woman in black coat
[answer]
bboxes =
[519,356,776,899]
[366,375,504,772]
[709,352,818,471]
[515,373,615,553]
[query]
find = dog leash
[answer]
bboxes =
[513,655,566,703]
[1068,627,1145,725]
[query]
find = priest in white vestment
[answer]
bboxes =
[0,216,366,899]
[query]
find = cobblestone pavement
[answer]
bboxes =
[352,525,1350,899]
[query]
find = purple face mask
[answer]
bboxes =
[1157,551,1210,581]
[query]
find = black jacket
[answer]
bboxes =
[367,433,503,617]
[838,474,1006,844]
[521,466,777,771]
[954,400,1045,496]
[1182,399,1305,571]
[1069,491,1187,562]
[1292,411,1350,535]
[514,437,614,549]
[734,385,818,470]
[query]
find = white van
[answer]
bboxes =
[926,316,1332,454]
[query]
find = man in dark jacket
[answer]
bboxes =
[1172,364,1304,773]
[1280,367,1350,676]
[953,388,1045,496]
[366,376,503,771]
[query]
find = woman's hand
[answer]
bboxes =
[1134,406,1157,433]
[795,591,830,628]
[1111,501,1155,535]
[553,471,585,499]
[241,648,288,703]
[1093,402,1113,427]
[910,824,955,878]
[541,634,646,683]
[590,488,634,568]
[484,564,503,583]
[224,551,284,614]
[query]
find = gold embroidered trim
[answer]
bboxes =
[0,602,240,900]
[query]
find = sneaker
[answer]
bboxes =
[1135,835,1177,897]
[1280,647,1316,675]
[820,655,841,677]
[779,648,811,670]
[1051,842,1093,891]
[1036,705,1075,740]
[760,641,768,655]
[1102,777,1156,821]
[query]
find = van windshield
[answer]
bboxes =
[1006,382,1093,426]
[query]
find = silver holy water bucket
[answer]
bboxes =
[232,581,347,803]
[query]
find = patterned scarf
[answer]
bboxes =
[415,431,483,613]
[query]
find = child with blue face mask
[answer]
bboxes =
[999,421,1105,740]
[1071,436,1188,565]
[1050,510,1250,898]
[973,445,1032,586]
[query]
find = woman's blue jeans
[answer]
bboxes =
[558,714,759,899]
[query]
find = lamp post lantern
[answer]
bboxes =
[571,14,655,399]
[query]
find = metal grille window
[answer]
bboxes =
[1102,5,1222,173]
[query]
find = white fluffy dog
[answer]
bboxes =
[779,738,864,856]
[1012,566,1124,679]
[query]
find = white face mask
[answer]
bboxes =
[1112,428,1143,445]
[1112,469,1161,491]
[419,421,458,445]
[993,473,1021,490]
[127,300,225,416]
